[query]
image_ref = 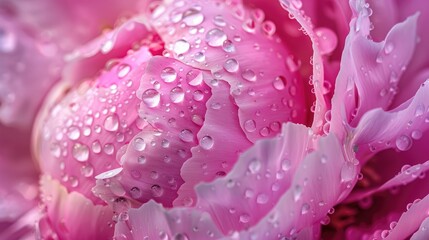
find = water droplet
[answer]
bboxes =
[130,187,142,199]
[170,87,185,103]
[117,64,131,78]
[173,39,190,55]
[194,52,206,62]
[186,70,203,86]
[301,203,310,214]
[142,89,161,108]
[341,162,355,182]
[244,119,257,132]
[396,135,412,151]
[248,159,261,174]
[50,143,61,158]
[137,156,147,164]
[411,130,422,140]
[182,8,204,26]
[239,214,250,223]
[256,194,269,204]
[193,90,204,101]
[282,159,291,171]
[205,28,227,47]
[192,114,204,126]
[104,143,115,155]
[223,58,239,73]
[415,104,425,117]
[272,76,287,90]
[151,184,164,197]
[384,42,394,54]
[101,40,114,54]
[241,69,256,82]
[222,40,236,53]
[262,21,276,36]
[259,127,270,137]
[173,233,189,240]
[179,129,194,142]
[67,126,81,140]
[293,185,302,202]
[213,15,226,27]
[161,67,177,83]
[315,28,338,55]
[80,164,94,177]
[133,137,146,151]
[95,167,123,179]
[200,136,214,150]
[72,143,89,162]
[104,114,119,132]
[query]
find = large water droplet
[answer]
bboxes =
[222,40,236,53]
[244,119,257,132]
[142,89,161,108]
[205,28,227,47]
[170,87,185,103]
[200,136,214,150]
[182,8,204,26]
[133,137,146,151]
[315,28,338,55]
[396,135,412,151]
[104,114,119,132]
[273,76,287,90]
[186,70,203,86]
[161,67,177,83]
[241,69,257,82]
[173,39,190,55]
[223,58,239,73]
[72,143,89,162]
[67,126,81,140]
[179,129,194,142]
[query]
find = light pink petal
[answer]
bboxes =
[225,131,357,238]
[114,200,223,240]
[330,1,419,140]
[38,175,114,240]
[147,0,307,142]
[352,80,429,162]
[96,56,212,207]
[194,123,311,233]
[175,79,252,206]
[63,18,160,86]
[1,0,146,52]
[411,217,429,240]
[0,16,62,128]
[34,47,152,203]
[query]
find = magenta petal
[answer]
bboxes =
[35,47,152,203]
[147,0,307,142]
[175,80,252,207]
[114,200,223,240]
[194,123,311,233]
[39,175,114,240]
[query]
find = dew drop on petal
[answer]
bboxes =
[72,143,89,162]
[182,8,204,26]
[142,89,161,108]
[241,69,257,82]
[223,58,239,73]
[273,76,286,90]
[95,167,123,180]
[222,40,236,53]
[104,114,119,132]
[133,137,146,151]
[314,27,338,55]
[173,39,191,55]
[200,135,214,150]
[151,184,164,197]
[205,28,227,47]
[161,67,177,83]
[186,70,203,86]
[179,129,194,142]
[170,87,185,103]
[117,64,131,78]
[67,126,81,140]
[396,135,412,151]
[244,119,256,132]
[256,194,269,204]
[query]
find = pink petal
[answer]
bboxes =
[410,217,429,240]
[114,200,223,240]
[175,79,252,207]
[34,47,152,203]
[194,123,312,233]
[63,18,159,86]
[38,175,114,240]
[0,16,62,128]
[99,56,212,207]
[352,80,429,162]
[330,2,419,140]
[228,131,357,238]
[146,0,307,142]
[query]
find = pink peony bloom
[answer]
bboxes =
[1,0,429,239]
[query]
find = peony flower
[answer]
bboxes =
[1,0,429,239]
